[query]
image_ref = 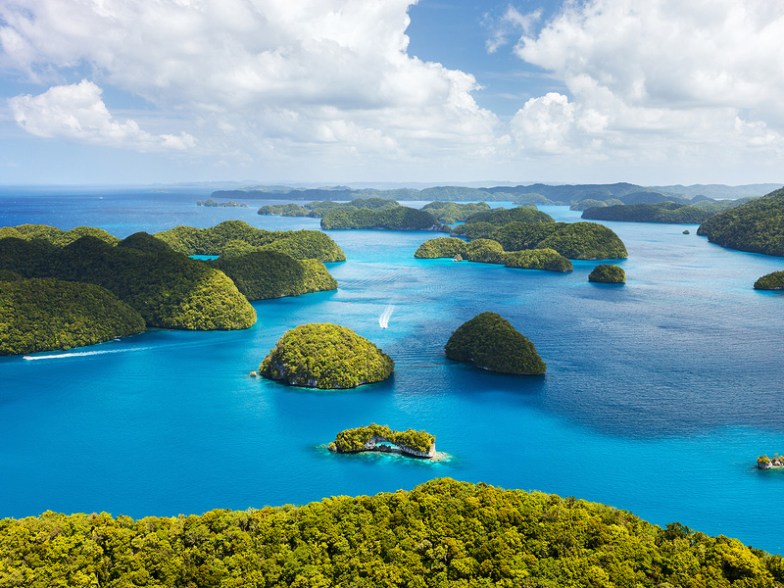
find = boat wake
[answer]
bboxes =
[23,347,150,361]
[378,304,395,329]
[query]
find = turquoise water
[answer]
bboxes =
[1,192,784,553]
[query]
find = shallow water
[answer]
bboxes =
[1,193,783,553]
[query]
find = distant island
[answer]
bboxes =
[213,181,778,204]
[320,202,444,231]
[698,186,784,256]
[328,424,436,458]
[758,455,784,469]
[259,323,394,389]
[754,271,784,290]
[589,264,626,284]
[582,200,742,224]
[446,312,546,375]
[196,199,248,207]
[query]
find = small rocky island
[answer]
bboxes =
[757,455,784,469]
[588,264,626,284]
[754,271,784,290]
[329,424,436,458]
[445,312,546,375]
[259,323,394,389]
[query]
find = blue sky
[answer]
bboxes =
[1,0,783,186]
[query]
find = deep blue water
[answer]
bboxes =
[1,191,784,553]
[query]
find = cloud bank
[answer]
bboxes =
[2,0,784,182]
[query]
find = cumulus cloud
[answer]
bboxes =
[8,80,195,150]
[484,6,542,54]
[0,0,498,171]
[508,0,784,171]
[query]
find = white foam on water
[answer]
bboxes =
[23,347,150,361]
[378,304,395,329]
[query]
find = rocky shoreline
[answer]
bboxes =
[330,434,436,459]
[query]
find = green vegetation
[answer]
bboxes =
[0,231,256,331]
[0,278,145,355]
[582,202,735,224]
[514,192,553,205]
[156,220,346,262]
[489,221,559,251]
[260,323,394,389]
[414,238,571,272]
[464,239,505,263]
[463,206,554,226]
[754,271,784,290]
[328,424,435,456]
[698,187,784,256]
[589,264,627,284]
[446,312,546,375]
[5,477,777,587]
[321,205,441,230]
[421,201,491,224]
[414,237,468,259]
[504,249,573,272]
[212,251,337,300]
[538,222,628,259]
[570,198,623,210]
[0,269,21,281]
[258,203,311,216]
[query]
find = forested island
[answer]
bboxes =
[446,312,546,375]
[0,221,346,354]
[589,264,627,284]
[451,207,627,260]
[259,323,394,389]
[754,271,784,290]
[0,277,146,355]
[329,424,436,458]
[3,477,781,587]
[697,187,784,256]
[415,237,573,272]
[196,199,247,207]
[582,201,740,224]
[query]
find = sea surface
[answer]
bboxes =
[1,189,783,553]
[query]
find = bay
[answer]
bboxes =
[1,191,783,553]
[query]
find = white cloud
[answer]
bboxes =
[508,0,784,167]
[485,6,542,54]
[8,80,196,150]
[0,0,498,173]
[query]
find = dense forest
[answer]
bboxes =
[754,271,784,290]
[0,277,145,355]
[3,478,779,587]
[0,230,255,331]
[445,312,546,375]
[321,205,442,231]
[156,220,346,262]
[415,238,573,273]
[698,188,784,256]
[589,264,627,284]
[259,323,394,389]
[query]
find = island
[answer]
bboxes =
[697,186,784,256]
[259,323,394,389]
[3,478,779,587]
[212,251,337,300]
[320,203,443,231]
[328,424,436,458]
[754,271,784,290]
[196,199,248,207]
[445,311,546,375]
[581,201,738,224]
[155,220,346,262]
[757,455,784,469]
[589,264,626,284]
[415,237,573,272]
[0,277,146,355]
[0,228,256,331]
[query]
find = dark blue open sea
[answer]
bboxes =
[1,189,783,552]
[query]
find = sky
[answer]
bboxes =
[0,0,783,187]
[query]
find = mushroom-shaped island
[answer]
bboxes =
[329,424,436,458]
[259,323,394,389]
[588,264,626,284]
[754,271,784,291]
[445,312,546,375]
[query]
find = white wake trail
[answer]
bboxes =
[23,347,150,361]
[378,305,395,329]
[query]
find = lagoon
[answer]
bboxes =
[1,191,783,553]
